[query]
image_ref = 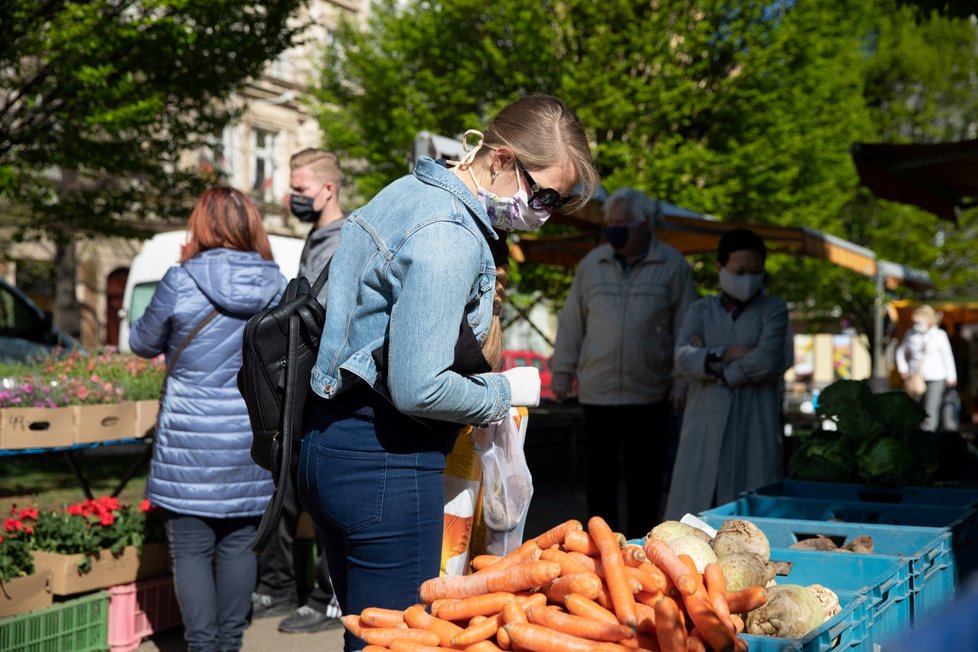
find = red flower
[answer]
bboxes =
[98,496,120,511]
[140,499,152,512]
[99,512,115,526]
[18,507,38,520]
[4,518,23,532]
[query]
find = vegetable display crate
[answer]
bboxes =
[0,590,109,652]
[702,494,978,582]
[108,574,182,652]
[740,591,869,652]
[699,515,954,627]
[764,548,910,650]
[747,480,978,509]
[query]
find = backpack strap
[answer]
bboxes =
[309,258,332,298]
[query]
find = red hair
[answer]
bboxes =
[180,187,274,262]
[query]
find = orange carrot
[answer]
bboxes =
[542,571,604,603]
[564,592,620,626]
[540,547,598,577]
[567,552,643,594]
[703,563,735,635]
[635,589,664,607]
[475,540,542,574]
[388,642,458,652]
[419,560,561,602]
[534,519,585,550]
[725,586,767,614]
[360,627,441,647]
[615,633,659,650]
[506,622,614,652]
[621,544,647,567]
[341,614,367,639]
[653,596,686,652]
[642,539,698,596]
[685,635,707,652]
[629,563,668,593]
[674,558,736,652]
[362,607,408,628]
[403,604,463,646]
[633,601,656,634]
[517,592,549,611]
[464,641,504,652]
[471,554,503,572]
[730,614,745,634]
[435,592,516,621]
[452,613,503,647]
[589,515,638,631]
[526,604,634,642]
[363,646,390,652]
[563,529,602,556]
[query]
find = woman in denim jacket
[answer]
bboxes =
[130,187,287,652]
[299,95,599,649]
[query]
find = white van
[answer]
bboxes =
[117,230,305,353]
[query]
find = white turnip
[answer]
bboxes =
[717,551,774,593]
[711,518,771,561]
[745,584,825,638]
[808,584,841,622]
[646,520,712,545]
[666,534,718,572]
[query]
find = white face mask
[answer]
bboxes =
[459,130,553,232]
[719,268,765,303]
[912,320,928,333]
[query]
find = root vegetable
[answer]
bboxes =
[716,552,774,593]
[711,519,771,561]
[789,536,837,552]
[745,584,825,638]
[807,584,841,622]
[646,520,712,545]
[840,535,874,554]
[667,535,718,573]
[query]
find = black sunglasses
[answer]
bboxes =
[514,158,573,211]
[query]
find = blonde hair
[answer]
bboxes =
[912,304,939,328]
[480,232,511,371]
[478,95,600,212]
[290,148,342,185]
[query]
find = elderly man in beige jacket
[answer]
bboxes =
[550,188,697,538]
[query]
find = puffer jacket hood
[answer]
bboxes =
[182,249,283,315]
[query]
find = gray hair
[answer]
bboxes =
[603,188,660,226]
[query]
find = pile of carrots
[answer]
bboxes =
[341,515,768,651]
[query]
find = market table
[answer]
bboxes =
[0,435,154,500]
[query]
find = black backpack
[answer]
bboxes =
[237,261,330,552]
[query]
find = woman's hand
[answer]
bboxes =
[501,367,541,407]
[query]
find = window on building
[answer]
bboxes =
[199,128,232,183]
[251,127,279,203]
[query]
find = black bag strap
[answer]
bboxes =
[252,261,331,553]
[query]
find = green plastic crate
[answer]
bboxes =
[0,590,109,652]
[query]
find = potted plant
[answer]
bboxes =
[1,506,53,617]
[20,496,168,596]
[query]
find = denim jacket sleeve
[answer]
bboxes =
[386,221,511,424]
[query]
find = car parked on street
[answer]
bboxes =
[501,349,555,401]
[0,277,81,363]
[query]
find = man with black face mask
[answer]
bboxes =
[290,148,346,291]
[550,188,697,538]
[251,147,345,634]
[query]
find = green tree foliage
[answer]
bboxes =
[0,0,305,334]
[311,0,978,338]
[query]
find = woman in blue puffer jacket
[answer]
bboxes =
[130,186,287,652]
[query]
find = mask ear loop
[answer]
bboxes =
[447,129,485,170]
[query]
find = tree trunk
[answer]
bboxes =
[53,235,81,338]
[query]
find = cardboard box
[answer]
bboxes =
[0,406,77,450]
[0,569,54,618]
[31,543,169,597]
[133,400,159,438]
[76,402,139,444]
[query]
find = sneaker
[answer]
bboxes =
[278,605,344,633]
[251,592,296,619]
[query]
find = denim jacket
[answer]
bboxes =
[310,157,511,425]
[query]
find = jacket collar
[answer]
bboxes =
[413,156,499,242]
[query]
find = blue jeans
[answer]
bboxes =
[163,511,259,652]
[297,385,457,652]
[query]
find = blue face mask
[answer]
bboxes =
[606,226,631,250]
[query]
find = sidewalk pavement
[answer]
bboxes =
[137,484,590,651]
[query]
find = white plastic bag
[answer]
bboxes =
[471,408,534,556]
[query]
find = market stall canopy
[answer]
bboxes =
[515,193,932,290]
[850,139,978,223]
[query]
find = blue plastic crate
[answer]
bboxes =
[765,548,910,649]
[702,494,977,583]
[740,591,869,652]
[699,515,954,626]
[748,480,978,509]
